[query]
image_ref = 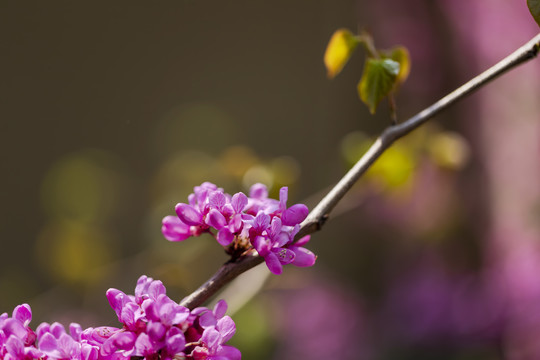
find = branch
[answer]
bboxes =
[297,32,540,239]
[180,32,540,310]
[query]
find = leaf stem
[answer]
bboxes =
[180,32,540,310]
[388,94,398,125]
[356,31,379,58]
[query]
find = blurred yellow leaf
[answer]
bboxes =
[324,29,359,79]
[427,132,470,170]
[369,143,416,189]
[35,220,113,284]
[271,156,301,187]
[41,149,123,222]
[341,132,416,190]
[243,165,274,191]
[219,145,260,179]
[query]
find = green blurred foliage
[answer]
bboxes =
[324,28,411,117]
[383,46,411,89]
[528,0,540,27]
[341,126,470,195]
[358,58,400,114]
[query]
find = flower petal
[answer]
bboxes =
[281,204,309,226]
[249,183,267,199]
[213,300,228,320]
[228,214,243,234]
[81,344,99,360]
[38,333,61,357]
[279,187,288,211]
[274,232,290,248]
[268,217,282,239]
[134,333,155,356]
[50,322,66,338]
[147,321,166,342]
[209,191,226,209]
[175,203,203,226]
[231,192,248,213]
[201,327,220,349]
[162,216,191,242]
[253,236,271,257]
[217,228,234,246]
[70,323,83,341]
[148,280,166,300]
[290,246,317,267]
[2,318,26,339]
[295,235,311,246]
[264,252,283,275]
[253,212,270,232]
[12,304,32,327]
[166,331,186,355]
[206,209,227,230]
[216,315,236,343]
[216,345,242,360]
[199,311,217,328]
[6,335,24,358]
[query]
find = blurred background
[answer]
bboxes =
[1,1,539,359]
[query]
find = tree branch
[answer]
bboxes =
[180,32,540,310]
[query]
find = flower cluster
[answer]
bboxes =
[0,276,240,360]
[162,182,316,274]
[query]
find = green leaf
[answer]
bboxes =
[384,46,411,86]
[324,29,359,79]
[358,58,400,114]
[528,0,540,27]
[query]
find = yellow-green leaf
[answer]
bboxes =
[385,46,411,86]
[324,29,359,79]
[528,0,540,27]
[358,58,400,114]
[340,132,415,190]
[427,131,470,170]
[369,143,415,189]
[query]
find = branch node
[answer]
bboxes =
[318,214,329,230]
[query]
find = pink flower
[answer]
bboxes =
[162,182,316,274]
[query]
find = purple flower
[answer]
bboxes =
[189,300,239,360]
[37,321,99,360]
[1,278,240,360]
[282,204,309,226]
[162,182,316,275]
[142,293,189,327]
[176,202,205,227]
[102,276,240,359]
[0,303,42,360]
[289,235,317,268]
[162,215,191,242]
[3,335,42,360]
[193,326,242,360]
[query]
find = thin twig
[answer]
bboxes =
[180,33,540,310]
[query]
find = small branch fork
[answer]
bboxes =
[180,33,540,310]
